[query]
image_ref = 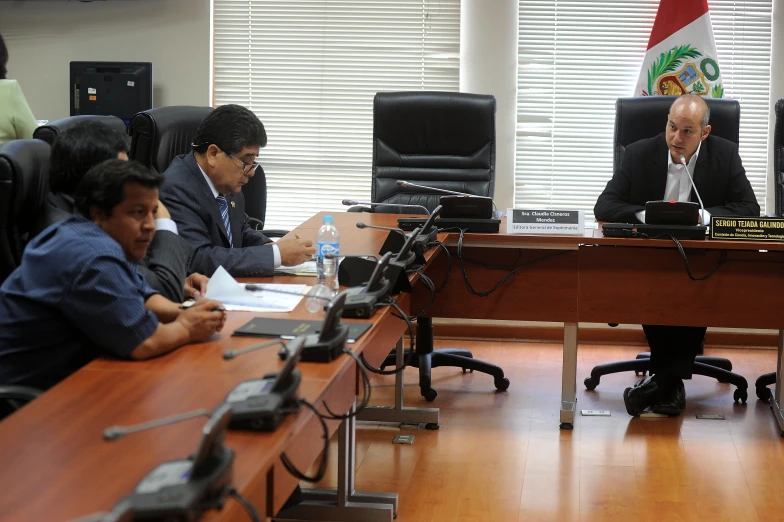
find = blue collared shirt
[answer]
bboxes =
[0,216,159,389]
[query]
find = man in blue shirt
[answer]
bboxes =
[44,120,210,303]
[0,159,226,390]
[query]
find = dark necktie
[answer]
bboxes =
[216,195,233,248]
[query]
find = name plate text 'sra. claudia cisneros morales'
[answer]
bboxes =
[506,209,585,235]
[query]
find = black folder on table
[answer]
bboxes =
[233,317,373,343]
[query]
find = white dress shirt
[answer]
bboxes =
[635,142,709,224]
[197,164,281,267]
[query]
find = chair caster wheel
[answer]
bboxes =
[422,388,437,401]
[559,423,574,430]
[584,376,598,391]
[756,386,771,401]
[425,423,440,430]
[494,377,510,391]
[734,388,748,404]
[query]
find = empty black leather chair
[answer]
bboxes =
[0,386,42,421]
[130,106,286,236]
[33,115,127,146]
[755,98,784,400]
[130,106,213,174]
[585,96,747,398]
[0,139,51,282]
[372,91,507,400]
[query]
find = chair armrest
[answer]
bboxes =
[261,229,290,238]
[347,205,372,213]
[247,217,290,239]
[0,385,42,403]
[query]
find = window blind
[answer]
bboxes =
[213,0,460,230]
[516,0,773,218]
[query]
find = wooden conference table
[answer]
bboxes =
[2,211,784,521]
[0,217,418,522]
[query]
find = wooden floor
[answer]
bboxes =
[310,340,784,522]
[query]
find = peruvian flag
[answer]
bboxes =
[634,0,724,98]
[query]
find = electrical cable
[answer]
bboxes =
[227,487,262,522]
[280,399,329,483]
[359,300,416,375]
[319,348,372,420]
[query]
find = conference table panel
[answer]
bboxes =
[419,246,579,323]
[579,245,784,329]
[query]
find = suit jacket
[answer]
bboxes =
[594,133,760,223]
[44,192,193,303]
[159,152,274,277]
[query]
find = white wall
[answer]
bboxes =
[0,0,210,121]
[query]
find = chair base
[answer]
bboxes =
[756,372,776,401]
[584,353,748,404]
[380,317,509,401]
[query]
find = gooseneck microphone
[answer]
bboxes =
[342,200,430,215]
[223,338,287,360]
[356,222,407,237]
[679,155,706,223]
[103,409,212,441]
[395,180,501,217]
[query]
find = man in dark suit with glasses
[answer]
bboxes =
[160,104,314,277]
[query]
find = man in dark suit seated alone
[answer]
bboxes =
[159,104,315,278]
[0,160,226,390]
[594,93,760,417]
[45,121,210,303]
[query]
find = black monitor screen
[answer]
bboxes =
[70,61,153,125]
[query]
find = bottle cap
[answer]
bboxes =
[323,215,334,224]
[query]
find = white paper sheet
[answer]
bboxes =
[205,266,309,312]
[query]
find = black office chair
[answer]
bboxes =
[755,98,784,401]
[0,386,42,421]
[129,106,287,237]
[369,92,507,400]
[0,140,51,283]
[584,96,747,398]
[33,115,128,145]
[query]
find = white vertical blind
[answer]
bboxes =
[516,1,773,218]
[213,0,460,230]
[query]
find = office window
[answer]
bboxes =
[213,0,460,229]
[516,0,773,218]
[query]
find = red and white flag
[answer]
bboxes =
[635,0,724,98]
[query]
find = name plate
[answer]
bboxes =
[506,209,584,235]
[710,216,784,242]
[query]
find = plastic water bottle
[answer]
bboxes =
[316,215,340,294]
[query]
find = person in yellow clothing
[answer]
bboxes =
[0,33,37,145]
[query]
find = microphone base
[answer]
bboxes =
[299,326,350,363]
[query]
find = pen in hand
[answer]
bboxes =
[179,296,227,312]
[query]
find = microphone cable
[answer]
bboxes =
[227,487,262,522]
[452,228,571,297]
[359,299,416,375]
[317,348,372,420]
[280,398,329,483]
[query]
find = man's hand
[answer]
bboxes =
[184,273,210,299]
[276,236,316,266]
[175,298,227,342]
[155,200,171,219]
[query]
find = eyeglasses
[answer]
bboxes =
[224,152,260,173]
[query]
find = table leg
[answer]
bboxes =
[275,401,398,522]
[769,329,784,437]
[560,322,578,430]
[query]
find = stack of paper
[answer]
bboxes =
[205,266,310,312]
[274,260,318,276]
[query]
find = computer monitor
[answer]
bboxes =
[69,61,153,125]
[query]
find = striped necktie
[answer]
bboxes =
[216,195,233,248]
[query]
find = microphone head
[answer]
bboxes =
[103,427,124,441]
[356,222,367,229]
[342,199,357,206]
[396,180,407,187]
[679,155,687,165]
[222,350,236,360]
